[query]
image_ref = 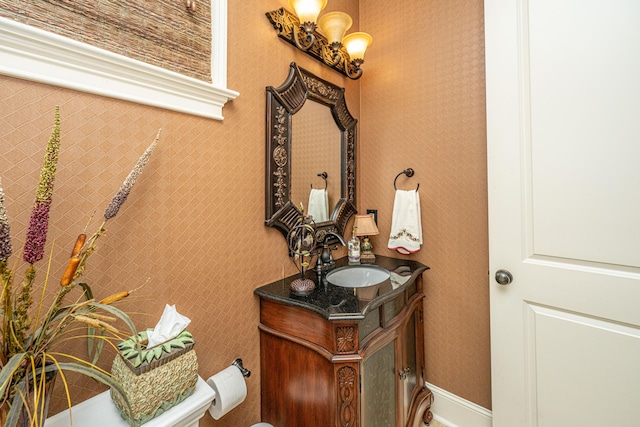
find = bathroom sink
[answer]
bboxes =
[326,265,390,288]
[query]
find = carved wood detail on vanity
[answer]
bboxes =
[337,366,357,427]
[336,326,356,354]
[255,256,432,427]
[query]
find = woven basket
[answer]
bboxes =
[110,330,198,427]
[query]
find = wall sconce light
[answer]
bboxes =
[288,0,327,50]
[266,0,373,79]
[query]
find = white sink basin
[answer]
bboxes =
[326,265,390,288]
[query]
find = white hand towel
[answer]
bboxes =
[390,267,412,289]
[387,189,423,254]
[308,188,329,223]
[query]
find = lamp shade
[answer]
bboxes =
[318,12,352,44]
[354,214,379,237]
[289,0,327,24]
[343,32,373,60]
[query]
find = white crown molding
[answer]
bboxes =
[0,11,239,120]
[427,383,493,427]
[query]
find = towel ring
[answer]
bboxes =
[394,168,419,191]
[311,172,328,190]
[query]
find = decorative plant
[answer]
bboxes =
[0,106,160,427]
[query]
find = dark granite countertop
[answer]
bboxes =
[254,255,429,320]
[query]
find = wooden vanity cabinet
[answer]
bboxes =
[257,259,433,427]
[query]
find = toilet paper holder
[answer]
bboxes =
[207,358,251,412]
[231,358,251,378]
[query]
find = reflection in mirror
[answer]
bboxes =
[265,62,357,244]
[290,100,342,224]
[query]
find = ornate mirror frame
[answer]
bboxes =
[265,62,357,243]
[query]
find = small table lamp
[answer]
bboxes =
[354,214,379,263]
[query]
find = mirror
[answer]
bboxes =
[290,100,341,221]
[265,62,357,243]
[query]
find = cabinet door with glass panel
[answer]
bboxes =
[360,296,431,427]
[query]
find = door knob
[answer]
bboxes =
[495,269,513,285]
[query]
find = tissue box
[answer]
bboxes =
[110,329,198,427]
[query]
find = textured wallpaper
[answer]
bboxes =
[360,0,491,409]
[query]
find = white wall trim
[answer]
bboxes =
[0,9,239,120]
[427,383,493,427]
[210,0,229,88]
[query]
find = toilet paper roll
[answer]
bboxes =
[207,365,247,420]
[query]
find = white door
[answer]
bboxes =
[485,0,640,426]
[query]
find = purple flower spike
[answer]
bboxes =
[0,178,12,262]
[104,130,160,221]
[23,201,50,264]
[23,106,60,264]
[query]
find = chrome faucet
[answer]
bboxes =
[316,231,346,274]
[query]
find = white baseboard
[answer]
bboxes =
[426,383,493,427]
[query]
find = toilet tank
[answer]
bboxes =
[45,376,215,427]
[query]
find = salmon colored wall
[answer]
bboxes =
[360,0,490,409]
[0,0,491,424]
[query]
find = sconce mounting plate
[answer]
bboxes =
[266,8,363,80]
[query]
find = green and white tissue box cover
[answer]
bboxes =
[110,329,198,427]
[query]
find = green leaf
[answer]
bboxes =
[90,330,106,365]
[78,283,97,357]
[77,282,95,300]
[133,354,143,368]
[0,352,28,397]
[122,350,136,359]
[153,345,163,359]
[6,382,25,427]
